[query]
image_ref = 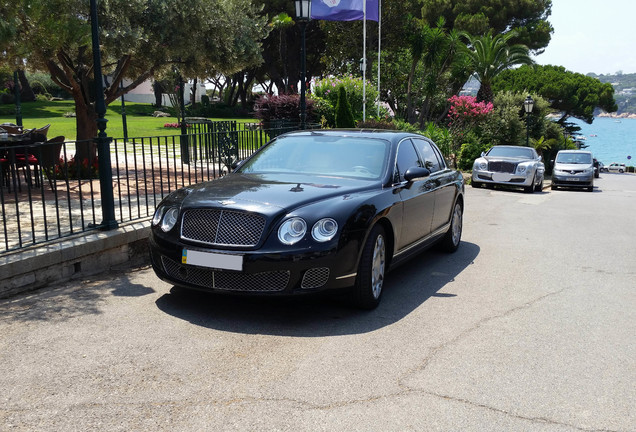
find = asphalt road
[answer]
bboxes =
[1,173,634,431]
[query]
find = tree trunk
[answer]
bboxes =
[190,78,198,106]
[152,81,163,107]
[18,70,36,102]
[74,102,98,162]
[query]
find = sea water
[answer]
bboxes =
[570,117,636,165]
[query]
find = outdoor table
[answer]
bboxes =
[0,134,36,192]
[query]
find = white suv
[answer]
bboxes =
[608,163,626,173]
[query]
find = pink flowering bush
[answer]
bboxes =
[446,95,494,157]
[447,95,493,126]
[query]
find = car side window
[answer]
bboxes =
[394,140,421,182]
[412,138,442,173]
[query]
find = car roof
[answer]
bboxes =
[557,150,592,154]
[277,129,427,143]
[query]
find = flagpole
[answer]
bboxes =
[363,0,367,122]
[377,0,381,117]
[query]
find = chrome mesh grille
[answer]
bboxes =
[301,268,330,289]
[181,209,266,247]
[161,256,289,292]
[488,161,517,173]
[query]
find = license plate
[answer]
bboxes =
[568,177,580,181]
[182,249,243,271]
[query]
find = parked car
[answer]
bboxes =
[593,158,600,178]
[471,145,545,192]
[551,150,594,192]
[608,163,626,173]
[598,160,607,173]
[149,130,465,309]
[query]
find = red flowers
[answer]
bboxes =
[447,95,493,123]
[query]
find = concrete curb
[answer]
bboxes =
[0,219,152,298]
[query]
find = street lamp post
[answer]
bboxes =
[523,95,534,147]
[295,0,311,129]
[90,0,118,230]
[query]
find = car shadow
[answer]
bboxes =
[154,241,480,336]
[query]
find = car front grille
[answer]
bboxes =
[301,268,330,289]
[161,256,290,292]
[181,209,266,247]
[488,161,517,173]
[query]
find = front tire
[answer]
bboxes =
[438,200,463,253]
[351,225,386,310]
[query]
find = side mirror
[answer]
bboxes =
[481,152,486,157]
[404,166,431,182]
[232,160,245,170]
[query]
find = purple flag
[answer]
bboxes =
[311,0,379,22]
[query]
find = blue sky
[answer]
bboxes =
[532,0,636,75]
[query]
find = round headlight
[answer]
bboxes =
[152,206,165,226]
[161,207,180,232]
[312,218,338,242]
[278,217,307,245]
[517,165,527,174]
[479,161,487,170]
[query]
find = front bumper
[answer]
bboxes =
[552,172,593,188]
[472,170,534,187]
[149,235,360,295]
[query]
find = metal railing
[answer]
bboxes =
[1,121,314,254]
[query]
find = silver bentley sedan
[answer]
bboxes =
[471,145,545,193]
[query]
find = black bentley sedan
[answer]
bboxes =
[149,129,465,309]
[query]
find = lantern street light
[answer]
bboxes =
[523,95,534,147]
[295,0,311,129]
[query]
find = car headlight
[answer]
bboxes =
[278,217,307,245]
[584,168,594,174]
[312,218,338,242]
[517,164,528,174]
[474,160,487,170]
[152,206,165,226]
[160,207,180,232]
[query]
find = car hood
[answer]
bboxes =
[176,173,379,216]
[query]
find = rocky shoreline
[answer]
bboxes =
[597,112,636,119]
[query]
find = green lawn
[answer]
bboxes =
[0,100,255,141]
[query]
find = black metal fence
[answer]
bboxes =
[0,120,313,254]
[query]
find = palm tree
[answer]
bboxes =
[463,32,533,103]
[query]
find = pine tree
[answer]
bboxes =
[335,86,355,128]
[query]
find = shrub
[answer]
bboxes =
[357,118,397,129]
[457,135,488,171]
[313,75,377,122]
[253,94,315,123]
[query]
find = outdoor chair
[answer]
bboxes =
[29,136,66,191]
[0,123,23,134]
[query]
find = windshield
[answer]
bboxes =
[238,136,390,179]
[486,146,535,159]
[556,152,592,164]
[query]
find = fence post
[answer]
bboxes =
[90,0,118,230]
[179,75,190,164]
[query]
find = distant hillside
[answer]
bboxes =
[587,72,636,115]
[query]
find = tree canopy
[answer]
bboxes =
[492,65,618,124]
[420,0,554,53]
[462,31,533,103]
[1,0,268,142]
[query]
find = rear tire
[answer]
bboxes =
[438,200,463,253]
[351,225,386,310]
